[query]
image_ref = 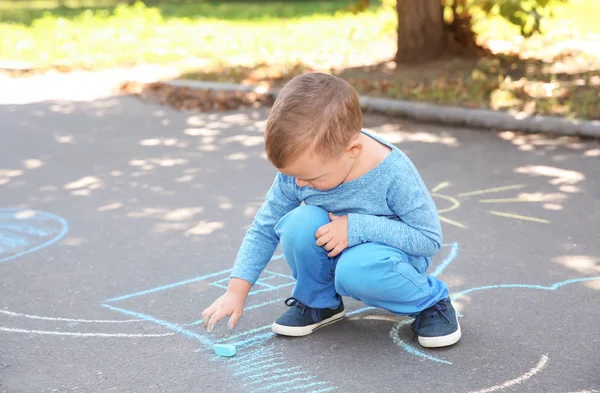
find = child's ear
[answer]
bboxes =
[346,139,362,158]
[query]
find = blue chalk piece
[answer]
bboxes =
[213,344,236,357]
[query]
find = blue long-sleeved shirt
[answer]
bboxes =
[231,131,442,284]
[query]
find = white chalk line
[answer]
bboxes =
[0,326,174,338]
[0,309,141,323]
[468,354,549,393]
[563,390,600,393]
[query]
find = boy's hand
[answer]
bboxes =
[201,291,246,333]
[315,213,349,257]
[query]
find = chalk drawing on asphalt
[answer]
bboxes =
[0,208,68,264]
[1,195,597,393]
[431,182,553,229]
[466,354,549,393]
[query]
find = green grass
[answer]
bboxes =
[0,0,370,24]
[0,1,394,68]
[2,0,596,69]
[1,0,598,119]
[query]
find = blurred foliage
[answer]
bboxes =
[347,0,569,57]
[1,0,598,120]
[358,0,563,38]
[466,0,564,37]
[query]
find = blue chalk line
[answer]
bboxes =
[185,299,285,327]
[304,388,337,393]
[251,376,317,392]
[235,356,286,372]
[105,268,233,303]
[0,208,69,264]
[346,306,376,316]
[102,304,214,347]
[390,319,452,365]
[246,370,308,385]
[219,344,337,392]
[245,366,304,382]
[387,242,459,365]
[452,276,600,300]
[233,361,285,377]
[105,254,286,303]
[430,242,459,278]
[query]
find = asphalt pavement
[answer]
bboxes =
[1,83,599,393]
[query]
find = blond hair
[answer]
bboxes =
[265,73,363,168]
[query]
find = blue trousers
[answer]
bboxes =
[274,205,449,315]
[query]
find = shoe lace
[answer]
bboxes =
[284,297,322,323]
[412,301,451,342]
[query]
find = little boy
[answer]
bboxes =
[202,73,461,348]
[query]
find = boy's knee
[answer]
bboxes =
[334,246,411,299]
[334,255,369,297]
[275,205,329,248]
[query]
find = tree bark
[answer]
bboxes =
[395,0,446,64]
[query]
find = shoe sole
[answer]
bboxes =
[418,320,462,348]
[271,310,346,337]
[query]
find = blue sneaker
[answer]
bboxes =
[272,297,345,337]
[412,297,461,348]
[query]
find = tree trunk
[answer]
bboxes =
[395,0,446,64]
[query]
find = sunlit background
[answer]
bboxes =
[1,0,599,119]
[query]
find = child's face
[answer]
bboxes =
[279,146,358,191]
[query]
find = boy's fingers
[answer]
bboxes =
[315,225,330,238]
[323,240,337,252]
[316,233,333,247]
[207,308,226,333]
[328,244,345,257]
[228,311,242,329]
[201,306,215,326]
[329,212,340,221]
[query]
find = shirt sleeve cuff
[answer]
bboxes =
[347,213,370,247]
[230,267,259,286]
